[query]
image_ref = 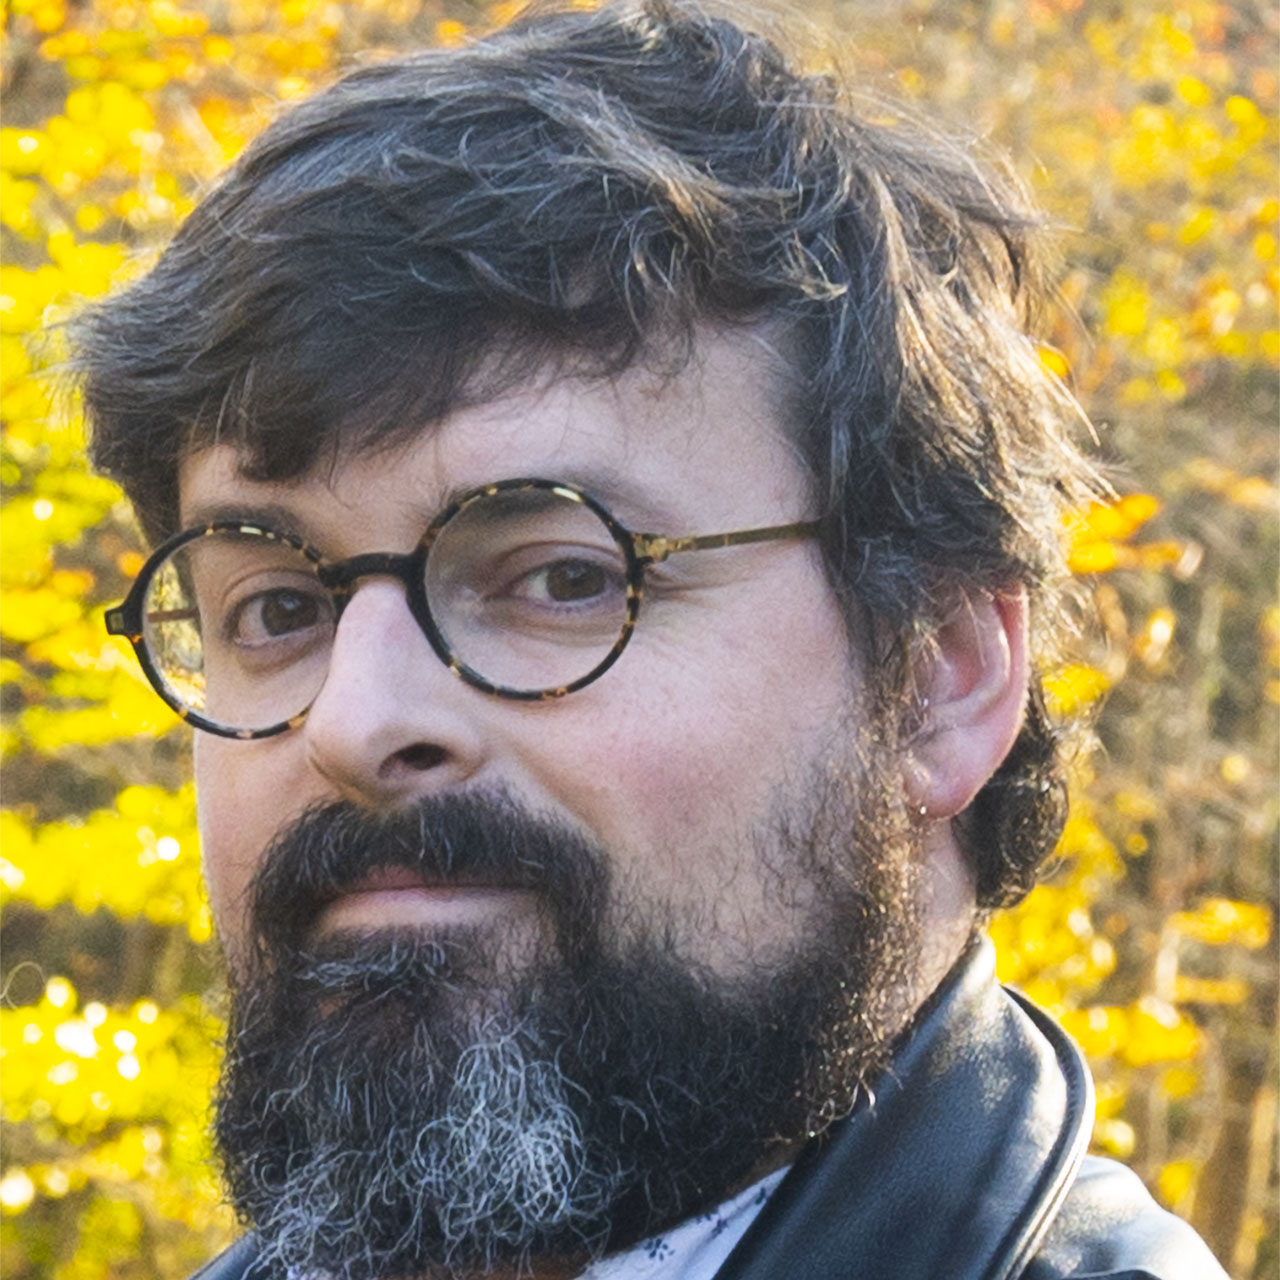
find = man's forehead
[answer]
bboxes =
[175,329,808,537]
[178,449,664,542]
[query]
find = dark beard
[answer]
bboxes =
[214,782,923,1279]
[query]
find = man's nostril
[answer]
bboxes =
[396,743,448,771]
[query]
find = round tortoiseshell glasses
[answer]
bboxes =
[105,478,819,739]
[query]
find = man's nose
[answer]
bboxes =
[301,579,489,807]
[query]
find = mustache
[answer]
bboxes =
[244,790,610,965]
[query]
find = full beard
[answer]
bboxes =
[214,766,925,1280]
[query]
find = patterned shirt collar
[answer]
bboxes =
[577,1166,790,1280]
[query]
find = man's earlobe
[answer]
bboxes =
[903,589,1030,821]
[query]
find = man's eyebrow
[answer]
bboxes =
[182,469,687,546]
[438,468,687,532]
[178,500,325,545]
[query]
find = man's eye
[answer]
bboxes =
[229,587,327,643]
[536,560,609,603]
[508,558,620,607]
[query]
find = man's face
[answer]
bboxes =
[189,333,864,979]
[186,332,927,1277]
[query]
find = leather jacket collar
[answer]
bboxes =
[714,938,1093,1280]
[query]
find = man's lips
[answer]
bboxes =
[313,867,538,933]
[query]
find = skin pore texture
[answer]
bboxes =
[188,332,1025,1279]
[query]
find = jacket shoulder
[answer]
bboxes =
[1022,1155,1229,1280]
[187,1236,261,1280]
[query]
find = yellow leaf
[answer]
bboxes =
[436,18,467,46]
[1157,1159,1197,1209]
[1169,898,1272,948]
[1219,754,1250,784]
[1160,1066,1199,1099]
[1122,1000,1200,1066]
[1135,540,1183,569]
[1093,1117,1135,1159]
[1175,76,1211,107]
[0,128,47,176]
[1178,207,1215,245]
[0,585,84,643]
[1114,789,1160,822]
[1043,664,1111,718]
[29,0,67,35]
[1038,346,1070,378]
[1120,377,1153,405]
[1061,1005,1127,1058]
[1067,540,1118,574]
[153,3,209,37]
[1173,976,1249,1005]
[1225,95,1262,126]
[1226,475,1278,511]
[1105,279,1148,336]
[1068,494,1160,543]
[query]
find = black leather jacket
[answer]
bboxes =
[192,940,1228,1280]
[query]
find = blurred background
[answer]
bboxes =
[0,0,1276,1276]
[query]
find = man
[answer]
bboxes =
[74,2,1228,1277]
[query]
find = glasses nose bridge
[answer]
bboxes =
[316,550,422,607]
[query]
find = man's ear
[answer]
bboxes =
[903,588,1030,821]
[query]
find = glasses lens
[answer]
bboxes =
[142,530,335,733]
[426,486,633,693]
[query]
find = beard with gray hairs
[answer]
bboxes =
[213,766,925,1280]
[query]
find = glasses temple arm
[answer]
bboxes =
[631,520,820,564]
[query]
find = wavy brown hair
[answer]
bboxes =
[74,0,1102,908]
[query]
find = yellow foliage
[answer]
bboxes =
[1059,999,1199,1067]
[2,982,221,1133]
[0,584,85,643]
[1124,999,1201,1067]
[1176,76,1211,108]
[1066,538,1119,574]
[1037,345,1070,378]
[2,0,1274,1268]
[1,788,210,939]
[1056,810,1126,883]
[1112,788,1160,823]
[1103,272,1149,336]
[1063,494,1165,574]
[1093,1117,1136,1159]
[1160,1065,1200,1100]
[1169,898,1273,949]
[1043,663,1110,718]
[1173,976,1249,1006]
[1066,493,1160,545]
[0,974,234,1259]
[1158,1159,1197,1210]
[435,17,466,46]
[0,126,46,175]
[1179,205,1216,246]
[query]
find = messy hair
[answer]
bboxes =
[74,0,1102,908]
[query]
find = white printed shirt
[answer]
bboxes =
[577,1166,789,1280]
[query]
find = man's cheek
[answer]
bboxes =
[564,702,770,857]
[194,742,296,952]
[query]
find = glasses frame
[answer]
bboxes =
[105,477,819,740]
